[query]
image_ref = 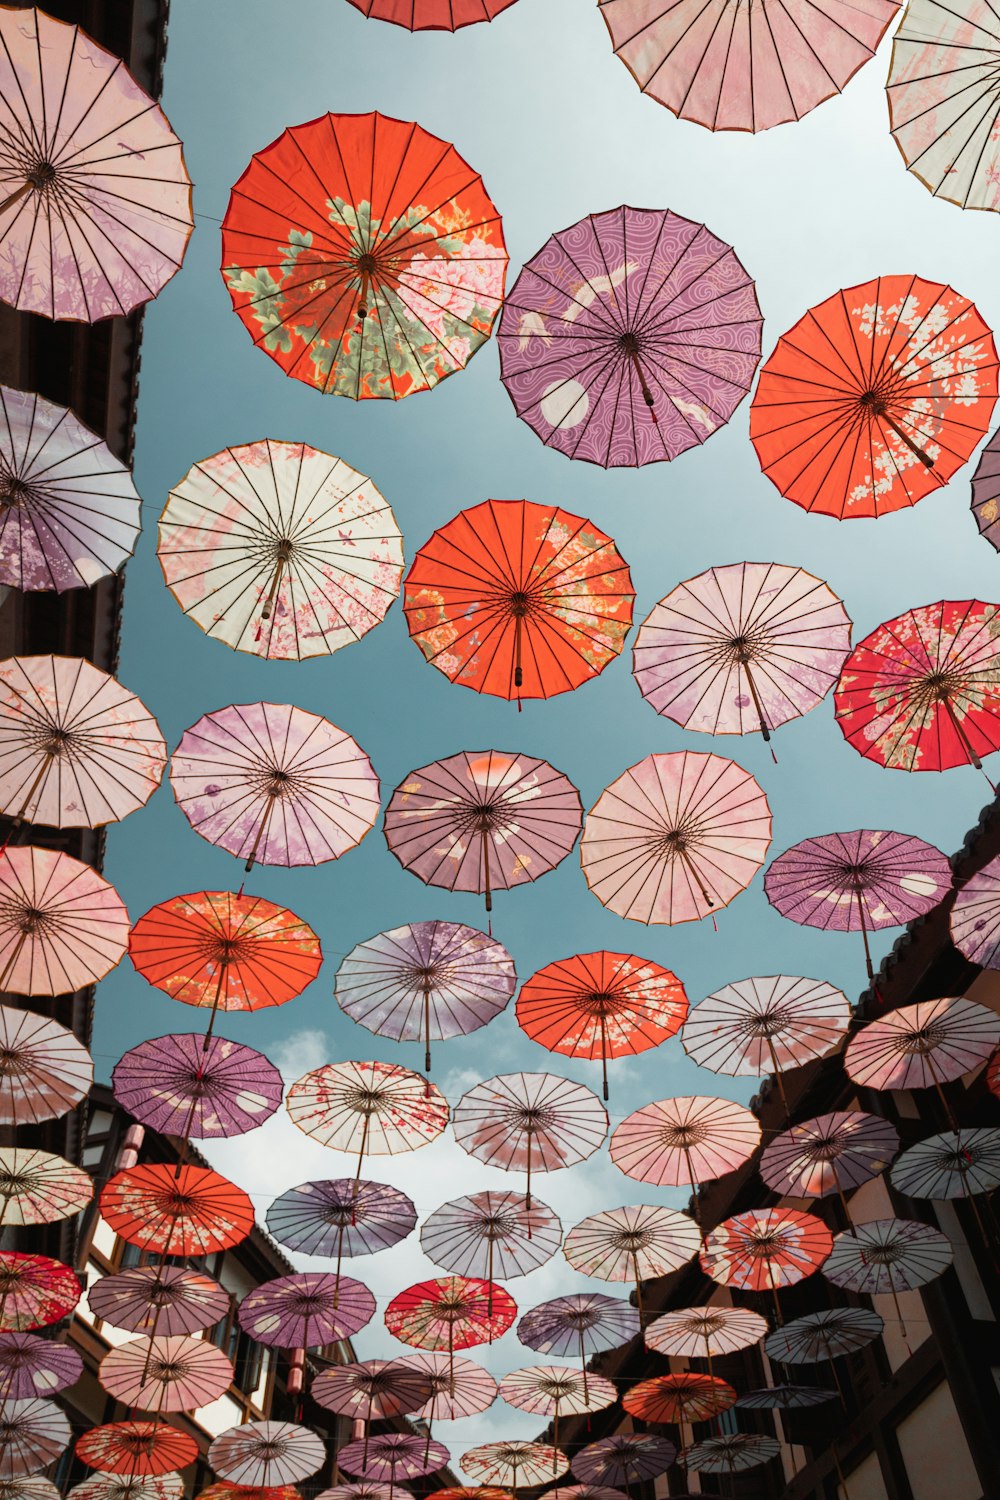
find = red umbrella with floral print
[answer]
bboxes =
[76,1424,197,1479]
[700,1209,833,1304]
[200,1486,300,1500]
[209,1424,326,1488]
[385,1277,516,1378]
[345,0,518,28]
[87,1266,230,1338]
[0,1147,92,1228]
[0,1255,81,1333]
[0,847,129,996]
[286,1061,448,1182]
[238,1273,375,1349]
[99,1164,255,1258]
[623,1372,736,1426]
[420,1191,562,1286]
[0,1401,70,1478]
[97,1335,235,1413]
[0,1334,82,1400]
[0,1003,92,1127]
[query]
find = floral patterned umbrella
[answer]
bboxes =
[286,1061,448,1180]
[112,1034,284,1141]
[764,828,952,978]
[546,1487,625,1500]
[610,1096,761,1215]
[338,1435,449,1484]
[345,0,519,27]
[383,749,582,912]
[951,851,1000,966]
[97,1335,234,1413]
[336,920,515,1075]
[0,7,192,321]
[385,1277,517,1367]
[159,439,403,662]
[681,1435,779,1474]
[824,1218,953,1306]
[238,1273,375,1348]
[763,1307,884,1363]
[69,1474,184,1500]
[420,1191,562,1284]
[0,1254,81,1332]
[633,562,852,747]
[87,1265,230,1337]
[759,1112,900,1203]
[0,846,130,995]
[462,1444,567,1496]
[452,1073,607,1206]
[403,499,634,704]
[644,1307,768,1368]
[581,750,772,924]
[221,111,506,400]
[497,206,762,469]
[170,702,380,872]
[700,1209,834,1296]
[76,1424,198,1479]
[398,1352,498,1424]
[0,1004,92,1127]
[517,1293,639,1398]
[623,1372,736,1425]
[563,1206,701,1314]
[844,999,1000,1114]
[571,1436,675,1490]
[200,1487,300,1500]
[971,426,1000,549]
[0,1147,92,1227]
[750,276,998,518]
[209,1424,326,1488]
[99,1164,255,1257]
[0,1333,82,1400]
[0,1401,70,1478]
[266,1178,416,1269]
[0,1478,60,1500]
[890,1127,1000,1199]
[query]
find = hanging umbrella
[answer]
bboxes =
[497,206,761,469]
[462,1443,567,1496]
[403,499,634,703]
[200,1488,300,1500]
[644,1307,767,1365]
[517,1293,640,1398]
[338,1435,449,1483]
[736,1386,837,1409]
[681,1436,779,1474]
[129,890,322,1026]
[0,1480,60,1500]
[0,1004,92,1127]
[209,1424,326,1487]
[344,0,519,27]
[0,1401,70,1477]
[76,1424,198,1479]
[890,1128,1000,1198]
[764,1308,884,1364]
[764,828,952,979]
[112,1034,284,1140]
[623,1372,736,1425]
[383,749,582,912]
[158,439,404,662]
[700,1209,833,1294]
[760,1112,900,1204]
[0,1147,92,1227]
[0,846,129,995]
[318,1487,399,1500]
[312,1360,433,1425]
[500,1365,617,1429]
[515,951,687,1102]
[609,1096,761,1215]
[385,1277,517,1367]
[286,1062,448,1179]
[420,1191,562,1284]
[221,110,506,400]
[563,1205,701,1314]
[69,1476,184,1500]
[171,702,380,872]
[546,1488,626,1500]
[99,1164,255,1257]
[750,275,998,518]
[336,920,515,1075]
[266,1178,416,1264]
[398,1352,497,1424]
[0,1333,82,1400]
[237,1272,375,1348]
[452,1072,607,1206]
[824,1218,953,1301]
[0,7,192,321]
[844,999,1000,1115]
[581,750,771,924]
[0,1254,81,1332]
[835,600,1000,782]
[971,427,1000,550]
[989,1049,1000,1102]
[599,0,898,132]
[633,562,852,746]
[571,1436,675,1490]
[97,1335,234,1413]
[0,386,141,592]
[951,851,1000,965]
[87,1266,230,1337]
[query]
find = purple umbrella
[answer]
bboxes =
[950,851,1000,968]
[111,1034,284,1139]
[337,1434,450,1483]
[497,205,762,469]
[518,1293,639,1402]
[265,1179,415,1285]
[571,1436,676,1489]
[237,1273,375,1348]
[972,426,1000,550]
[764,829,952,979]
[0,1334,82,1399]
[86,1265,230,1337]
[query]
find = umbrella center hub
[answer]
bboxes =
[257,1440,287,1458]
[616,1227,653,1251]
[0,476,30,508]
[860,1243,902,1265]
[619,332,641,356]
[262,766,296,799]
[41,726,72,757]
[275,537,294,561]
[357,252,379,275]
[745,1007,792,1038]
[922,670,961,701]
[859,388,889,416]
[899,1022,947,1054]
[580,989,624,1017]
[27,160,56,190]
[510,591,531,617]
[17,905,48,935]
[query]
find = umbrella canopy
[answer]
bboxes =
[681,1436,779,1474]
[972,427,1000,550]
[581,750,772,924]
[286,1061,448,1173]
[452,1072,607,1204]
[76,1424,198,1479]
[610,1096,761,1200]
[87,1265,230,1337]
[0,1479,60,1500]
[170,702,380,872]
[221,110,506,400]
[97,1335,234,1413]
[383,749,582,911]
[0,1401,70,1478]
[420,1191,562,1282]
[99,1164,255,1257]
[571,1436,675,1489]
[546,1489,625,1500]
[497,206,762,469]
[0,1254,81,1332]
[318,1488,399,1500]
[0,1147,92,1227]
[517,1293,640,1362]
[599,0,898,132]
[112,1034,284,1140]
[345,0,518,26]
[237,1272,375,1348]
[312,1360,433,1422]
[823,1218,954,1295]
[0,386,141,592]
[623,1372,736,1425]
[951,851,1000,965]
[69,1476,184,1500]
[200,1487,300,1500]
[398,1353,497,1423]
[700,1209,833,1292]
[0,1333,82,1400]
[890,1127,1000,1198]
[563,1205,701,1289]
[499,1365,616,1418]
[0,846,129,995]
[736,1385,836,1409]
[462,1444,567,1492]
[633,562,852,744]
[385,1277,517,1353]
[764,1307,884,1363]
[209,1424,326,1487]
[760,1112,900,1197]
[845,997,1000,1092]
[750,275,998,518]
[338,1435,449,1483]
[158,439,404,661]
[266,1178,416,1262]
[336,920,515,1073]
[515,951,687,1101]
[403,499,634,703]
[644,1307,767,1362]
[0,7,191,321]
[0,1004,92,1127]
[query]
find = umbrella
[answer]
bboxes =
[890,1127,1000,1198]
[170,702,380,872]
[496,205,762,469]
[0,1147,92,1227]
[452,1072,607,1205]
[112,1034,284,1140]
[0,6,192,321]
[644,1307,768,1367]
[546,1489,625,1500]
[599,0,898,132]
[0,846,129,995]
[99,1164,255,1257]
[609,1096,761,1215]
[736,1385,836,1409]
[385,1277,517,1365]
[221,110,506,400]
[286,1061,448,1180]
[764,828,952,978]
[420,1191,562,1284]
[201,1489,300,1500]
[0,385,141,592]
[462,1444,567,1496]
[499,1365,617,1433]
[681,1435,779,1474]
[623,1372,735,1425]
[824,1217,953,1318]
[69,1476,184,1500]
[700,1209,834,1297]
[517,1293,639,1398]
[571,1436,675,1490]
[581,750,772,924]
[633,562,852,746]
[383,749,582,912]
[0,1254,81,1332]
[835,600,1000,783]
[312,1360,433,1424]
[760,1112,900,1207]
[0,1401,70,1477]
[336,920,515,1074]
[158,439,404,662]
[76,1424,198,1479]
[97,1335,234,1413]
[764,1308,884,1364]
[0,655,165,830]
[87,1265,230,1337]
[972,427,1000,550]
[951,851,1000,965]
[318,1488,399,1500]
[750,275,998,518]
[0,1004,92,1126]
[266,1178,416,1267]
[209,1424,326,1487]
[515,951,687,1101]
[398,1352,497,1423]
[345,0,518,27]
[403,498,634,703]
[237,1272,375,1348]
[989,1049,1000,1102]
[563,1206,701,1314]
[426,1492,505,1500]
[338,1435,449,1484]
[0,1480,60,1500]
[0,1333,82,1399]
[844,999,1000,1120]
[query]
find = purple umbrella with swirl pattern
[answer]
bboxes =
[111,1034,284,1140]
[951,851,1000,967]
[236,1272,375,1348]
[497,206,762,469]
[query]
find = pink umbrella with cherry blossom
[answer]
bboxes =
[286,1062,448,1179]
[0,1004,92,1127]
[610,1096,761,1219]
[345,0,519,28]
[396,1352,497,1425]
[97,1335,234,1413]
[462,1443,567,1497]
[112,1034,284,1140]
[237,1273,375,1348]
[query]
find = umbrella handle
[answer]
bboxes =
[423,979,432,1077]
[244,792,277,873]
[765,1036,790,1118]
[599,1013,610,1102]
[481,827,492,913]
[0,180,34,214]
[11,752,53,827]
[854,884,874,980]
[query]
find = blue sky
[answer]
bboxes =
[96,0,1000,1455]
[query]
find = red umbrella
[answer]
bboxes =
[385,1277,517,1368]
[99,1164,255,1257]
[623,1371,736,1425]
[76,1424,198,1479]
[345,0,518,27]
[700,1209,833,1303]
[0,1255,81,1332]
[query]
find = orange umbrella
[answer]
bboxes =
[750,275,998,518]
[515,951,687,1101]
[99,1164,255,1257]
[403,500,634,705]
[75,1423,198,1479]
[623,1371,736,1426]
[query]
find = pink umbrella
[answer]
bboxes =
[396,1352,498,1423]
[237,1272,375,1348]
[384,749,582,912]
[547,1488,627,1500]
[845,998,1000,1107]
[420,1191,562,1283]
[499,1367,616,1457]
[285,1062,449,1177]
[209,1423,325,1487]
[760,1112,900,1205]
[0,846,129,995]
[610,1096,761,1216]
[338,1435,450,1485]
[571,1436,675,1490]
[312,1359,433,1422]
[0,1400,70,1478]
[170,702,380,872]
[562,1206,701,1315]
[345,0,519,27]
[87,1266,230,1338]
[764,828,952,978]
[97,1335,234,1413]
[452,1073,607,1206]
[112,1034,284,1140]
[0,1004,92,1127]
[951,851,1000,966]
[0,1147,93,1228]
[266,1178,416,1268]
[0,1334,82,1399]
[318,1487,402,1500]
